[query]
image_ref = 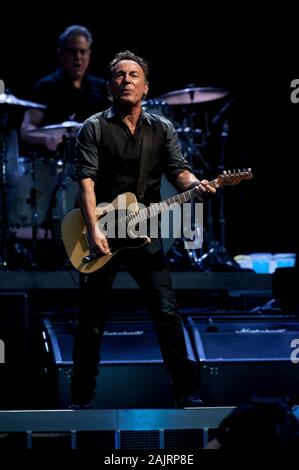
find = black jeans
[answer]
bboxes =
[71,239,198,403]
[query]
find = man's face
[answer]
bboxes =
[109,60,149,105]
[58,35,91,82]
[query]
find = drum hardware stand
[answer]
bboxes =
[0,110,11,269]
[195,119,241,271]
[41,168,70,235]
[57,134,75,165]
[167,106,212,271]
[42,137,77,243]
[173,108,213,270]
[219,121,228,252]
[196,99,235,263]
[179,105,212,174]
[0,109,35,269]
[26,151,39,268]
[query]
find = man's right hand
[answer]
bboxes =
[21,109,65,152]
[89,228,112,257]
[45,133,64,152]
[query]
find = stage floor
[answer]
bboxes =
[0,271,272,293]
[0,407,234,449]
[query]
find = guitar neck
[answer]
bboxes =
[103,168,252,230]
[130,179,217,224]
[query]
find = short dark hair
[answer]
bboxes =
[57,25,93,49]
[108,50,149,84]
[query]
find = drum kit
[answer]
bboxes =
[1,85,234,270]
[0,92,82,268]
[144,86,236,270]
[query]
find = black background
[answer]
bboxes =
[1,3,298,256]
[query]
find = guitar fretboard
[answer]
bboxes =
[127,180,217,224]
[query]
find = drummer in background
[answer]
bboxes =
[21,25,109,152]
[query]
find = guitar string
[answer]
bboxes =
[99,186,197,233]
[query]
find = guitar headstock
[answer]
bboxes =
[214,168,253,189]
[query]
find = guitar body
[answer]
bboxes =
[61,192,151,274]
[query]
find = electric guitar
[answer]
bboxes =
[61,169,253,273]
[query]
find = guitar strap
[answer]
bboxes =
[137,122,153,202]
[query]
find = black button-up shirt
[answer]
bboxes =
[32,68,109,125]
[75,107,191,205]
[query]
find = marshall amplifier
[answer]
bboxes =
[186,316,299,406]
[42,318,196,409]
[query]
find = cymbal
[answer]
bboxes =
[29,121,82,133]
[0,93,47,109]
[158,87,229,105]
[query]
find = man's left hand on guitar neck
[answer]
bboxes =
[190,179,217,202]
[175,169,217,201]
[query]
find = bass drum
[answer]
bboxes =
[4,131,59,232]
[7,154,59,229]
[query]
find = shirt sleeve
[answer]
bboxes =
[162,118,192,183]
[74,117,101,181]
